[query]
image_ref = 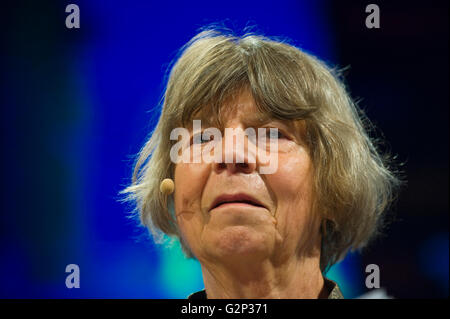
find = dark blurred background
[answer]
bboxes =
[0,0,448,298]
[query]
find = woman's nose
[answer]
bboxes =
[213,127,257,175]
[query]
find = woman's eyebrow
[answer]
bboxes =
[189,113,295,132]
[243,115,295,132]
[241,113,274,126]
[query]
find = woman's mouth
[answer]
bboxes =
[210,193,266,211]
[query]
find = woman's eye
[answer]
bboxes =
[191,133,211,144]
[265,128,286,140]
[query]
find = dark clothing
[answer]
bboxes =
[187,277,344,299]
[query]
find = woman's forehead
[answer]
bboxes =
[182,89,307,141]
[185,106,306,140]
[186,106,274,129]
[186,90,268,125]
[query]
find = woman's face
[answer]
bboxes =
[174,90,321,266]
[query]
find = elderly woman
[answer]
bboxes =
[122,28,401,299]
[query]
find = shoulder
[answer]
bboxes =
[324,277,345,299]
[187,289,207,299]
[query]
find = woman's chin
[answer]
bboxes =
[204,225,274,260]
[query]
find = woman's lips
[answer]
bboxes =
[212,202,265,210]
[209,193,267,211]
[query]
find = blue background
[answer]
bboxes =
[1,0,448,298]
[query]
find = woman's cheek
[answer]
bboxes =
[175,163,208,200]
[269,151,313,218]
[271,153,306,193]
[174,162,211,230]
